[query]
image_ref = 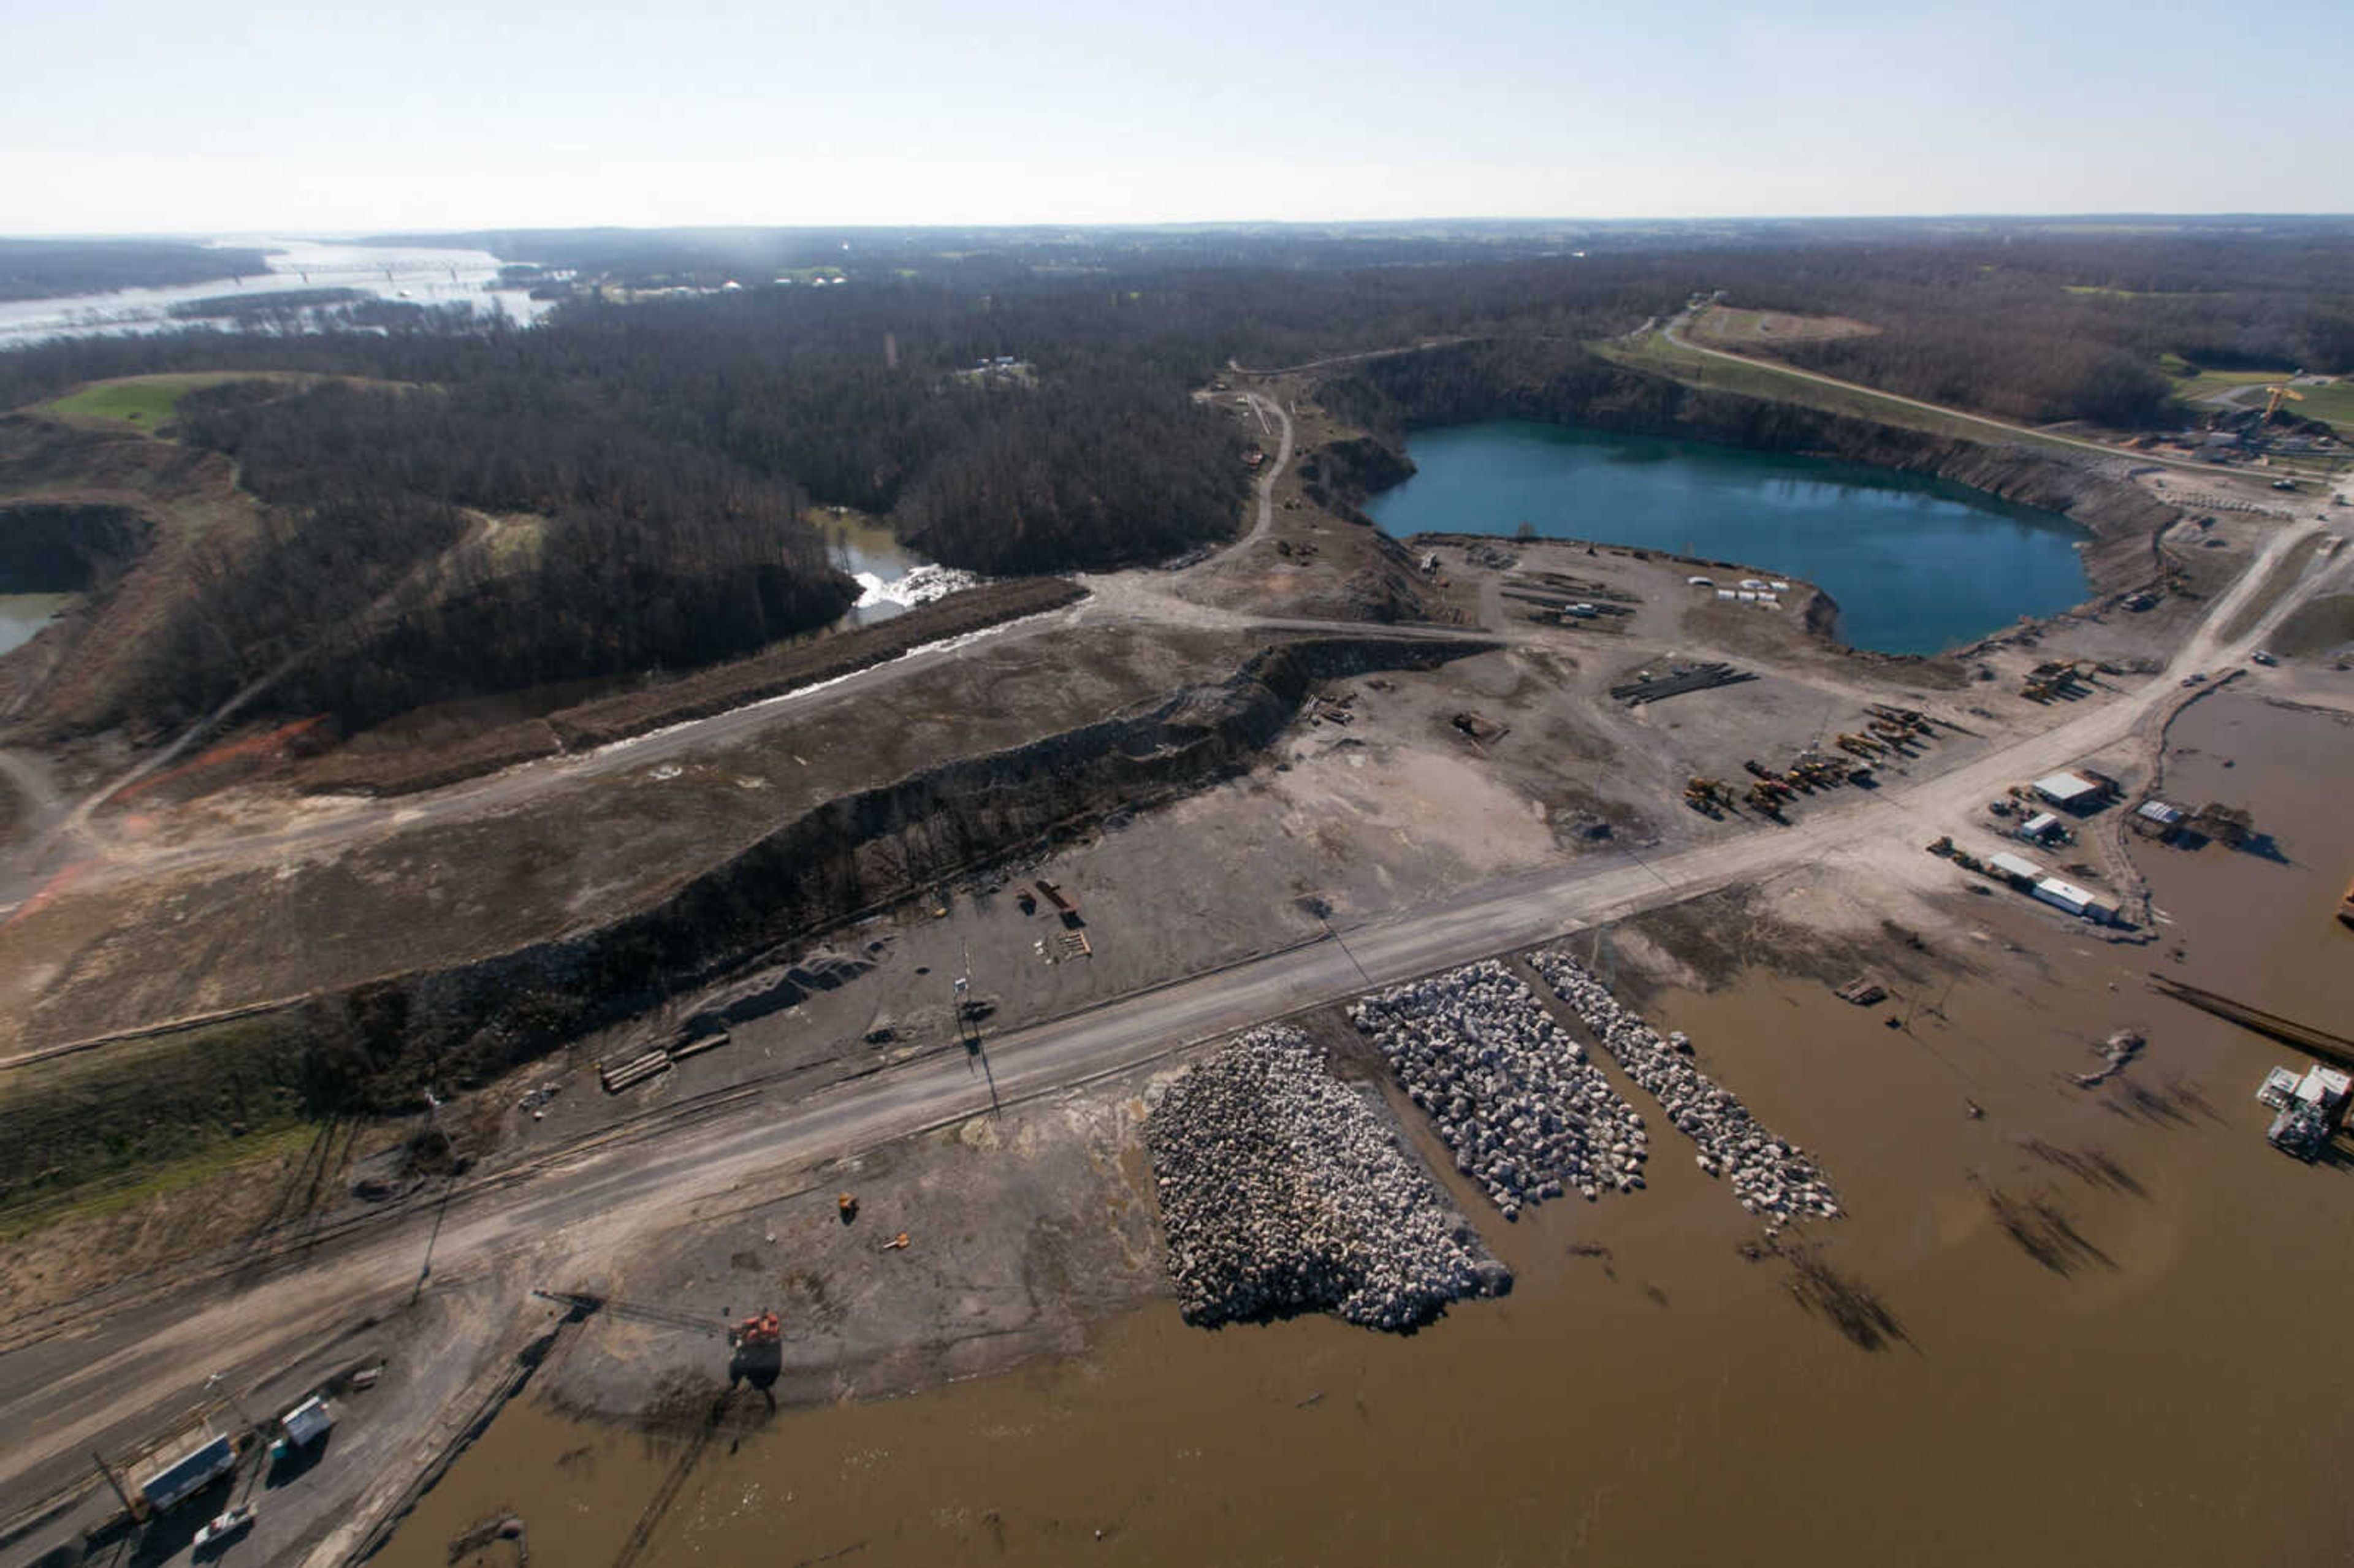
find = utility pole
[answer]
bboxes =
[953,940,976,1052]
[91,1452,139,1521]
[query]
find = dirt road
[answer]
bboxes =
[1661,310,2242,474]
[1236,392,1292,548]
[1,514,2333,1537]
[1,395,1315,915]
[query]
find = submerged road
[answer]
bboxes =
[0,512,2335,1536]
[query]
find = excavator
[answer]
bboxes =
[2262,382,2305,423]
[533,1288,780,1353]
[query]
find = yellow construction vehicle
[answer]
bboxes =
[2262,383,2305,423]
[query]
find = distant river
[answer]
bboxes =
[1365,421,2091,655]
[0,237,556,351]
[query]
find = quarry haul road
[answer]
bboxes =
[0,516,2329,1534]
[1659,310,2269,477]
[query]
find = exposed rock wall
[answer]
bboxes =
[254,635,1496,1108]
[0,501,150,590]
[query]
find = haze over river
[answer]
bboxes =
[0,237,554,349]
[1366,421,2092,655]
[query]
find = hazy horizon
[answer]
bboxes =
[8,0,2348,236]
[8,211,2354,245]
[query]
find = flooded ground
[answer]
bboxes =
[380,690,2354,1568]
[820,511,978,628]
[0,592,70,657]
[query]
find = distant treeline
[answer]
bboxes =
[8,226,2354,735]
[169,286,367,321]
[145,379,855,730]
[0,238,272,302]
[1691,234,2354,427]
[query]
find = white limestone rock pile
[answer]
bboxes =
[1349,959,1648,1219]
[1528,948,1842,1231]
[1148,1026,1503,1331]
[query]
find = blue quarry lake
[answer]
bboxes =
[1365,422,2092,655]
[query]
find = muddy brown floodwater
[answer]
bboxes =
[381,689,2354,1568]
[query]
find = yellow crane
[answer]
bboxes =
[2261,382,2304,422]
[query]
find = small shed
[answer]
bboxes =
[1987,851,2044,885]
[2033,877,2116,923]
[280,1396,334,1448]
[2033,772,2105,810]
[2018,812,2065,843]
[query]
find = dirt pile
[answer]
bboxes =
[1148,1025,1503,1330]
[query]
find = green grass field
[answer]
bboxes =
[2169,367,2279,402]
[0,1121,314,1241]
[34,371,265,430]
[2163,365,2354,437]
[2276,379,2354,436]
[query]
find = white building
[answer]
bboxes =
[1987,851,2044,885]
[2032,772,2105,810]
[2033,877,2116,923]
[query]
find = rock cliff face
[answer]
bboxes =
[0,501,148,590]
[303,634,1498,1106]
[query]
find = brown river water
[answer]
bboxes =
[381,690,2354,1568]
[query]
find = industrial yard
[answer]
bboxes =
[4,338,2352,1568]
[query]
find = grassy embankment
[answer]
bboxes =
[0,1012,319,1240]
[34,372,270,432]
[1594,326,2100,454]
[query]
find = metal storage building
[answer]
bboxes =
[2033,772,2105,809]
[140,1434,234,1513]
[2033,877,2116,922]
[280,1396,334,1448]
[1987,852,2044,885]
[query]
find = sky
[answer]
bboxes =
[6,0,2349,235]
